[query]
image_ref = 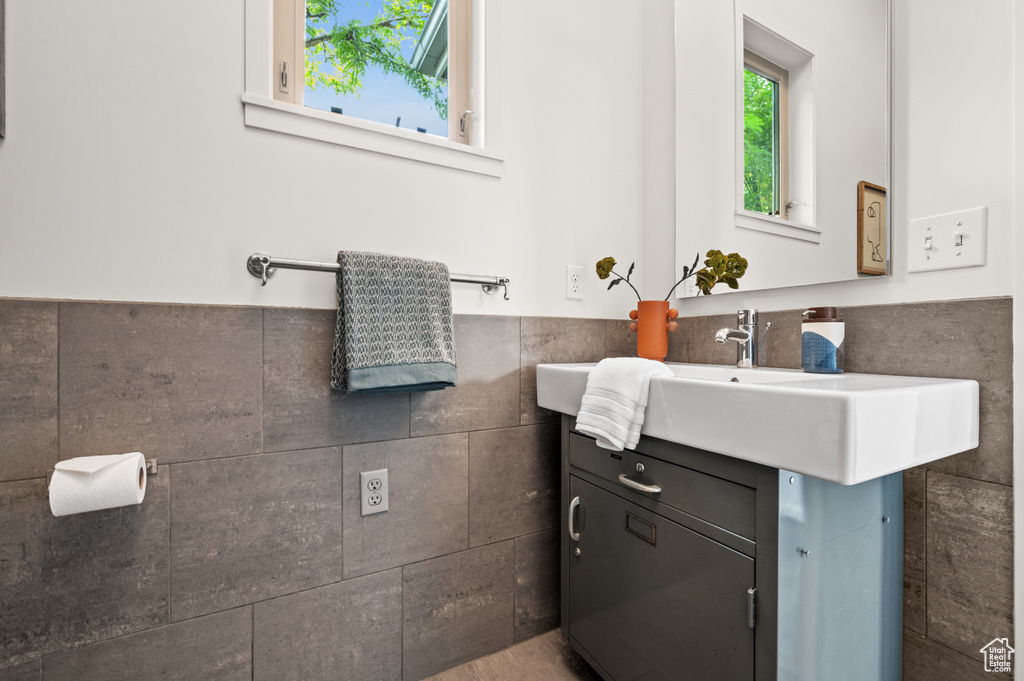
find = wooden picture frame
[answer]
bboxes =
[857,181,886,275]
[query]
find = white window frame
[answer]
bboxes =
[243,0,502,177]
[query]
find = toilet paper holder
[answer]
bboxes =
[46,458,158,488]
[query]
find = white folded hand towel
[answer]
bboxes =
[575,357,672,451]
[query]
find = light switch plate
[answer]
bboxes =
[907,207,987,273]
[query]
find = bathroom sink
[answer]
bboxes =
[536,362,979,485]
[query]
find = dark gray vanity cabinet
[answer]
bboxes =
[560,417,903,681]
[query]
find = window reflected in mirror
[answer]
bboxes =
[743,50,789,218]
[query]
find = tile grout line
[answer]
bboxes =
[923,469,928,641]
[260,308,265,456]
[518,316,524,427]
[511,535,518,644]
[339,441,346,605]
[167,464,173,627]
[400,565,405,680]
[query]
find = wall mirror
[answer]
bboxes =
[674,0,890,296]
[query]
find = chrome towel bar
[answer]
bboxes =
[246,252,510,300]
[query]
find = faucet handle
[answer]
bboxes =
[757,321,773,353]
[738,309,758,325]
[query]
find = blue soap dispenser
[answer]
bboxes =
[802,307,845,373]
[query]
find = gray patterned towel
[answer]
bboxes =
[330,251,457,394]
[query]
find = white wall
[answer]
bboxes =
[641,0,677,302]
[0,0,1014,319]
[0,0,644,319]
[643,0,1016,314]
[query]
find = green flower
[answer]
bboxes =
[595,257,616,280]
[705,250,728,276]
[725,253,748,279]
[695,250,749,295]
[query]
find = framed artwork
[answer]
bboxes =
[857,181,886,275]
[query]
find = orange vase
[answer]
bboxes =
[630,301,679,361]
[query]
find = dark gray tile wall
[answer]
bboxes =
[0,657,40,681]
[0,470,169,665]
[520,317,608,425]
[170,448,344,621]
[411,315,521,436]
[469,424,560,546]
[42,608,252,681]
[58,303,263,464]
[0,299,581,678]
[513,529,560,642]
[902,467,927,635]
[403,542,515,681]
[903,629,1012,681]
[0,297,1010,679]
[0,300,58,482]
[263,307,410,451]
[253,569,403,681]
[662,297,1014,676]
[926,472,1014,661]
[343,433,469,579]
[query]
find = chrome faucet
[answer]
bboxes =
[714,309,772,368]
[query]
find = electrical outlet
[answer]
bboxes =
[566,265,584,300]
[360,469,389,516]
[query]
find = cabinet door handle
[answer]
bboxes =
[617,474,662,494]
[569,496,580,541]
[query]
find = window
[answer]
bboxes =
[734,17,816,242]
[274,0,471,143]
[244,0,501,176]
[743,50,788,219]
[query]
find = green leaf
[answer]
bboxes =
[304,0,448,119]
[608,279,621,290]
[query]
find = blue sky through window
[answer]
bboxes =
[304,1,448,136]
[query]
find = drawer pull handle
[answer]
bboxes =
[617,474,662,494]
[569,496,581,541]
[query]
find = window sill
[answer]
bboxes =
[734,209,821,244]
[241,94,504,178]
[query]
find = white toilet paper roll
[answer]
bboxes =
[49,452,148,517]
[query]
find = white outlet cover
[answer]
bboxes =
[566,265,584,300]
[359,468,389,516]
[907,207,987,273]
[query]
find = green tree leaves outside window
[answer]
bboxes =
[743,69,777,215]
[305,1,448,120]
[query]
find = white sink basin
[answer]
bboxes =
[536,362,979,485]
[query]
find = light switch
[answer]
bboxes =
[907,207,987,273]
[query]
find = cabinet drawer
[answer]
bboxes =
[569,432,756,540]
